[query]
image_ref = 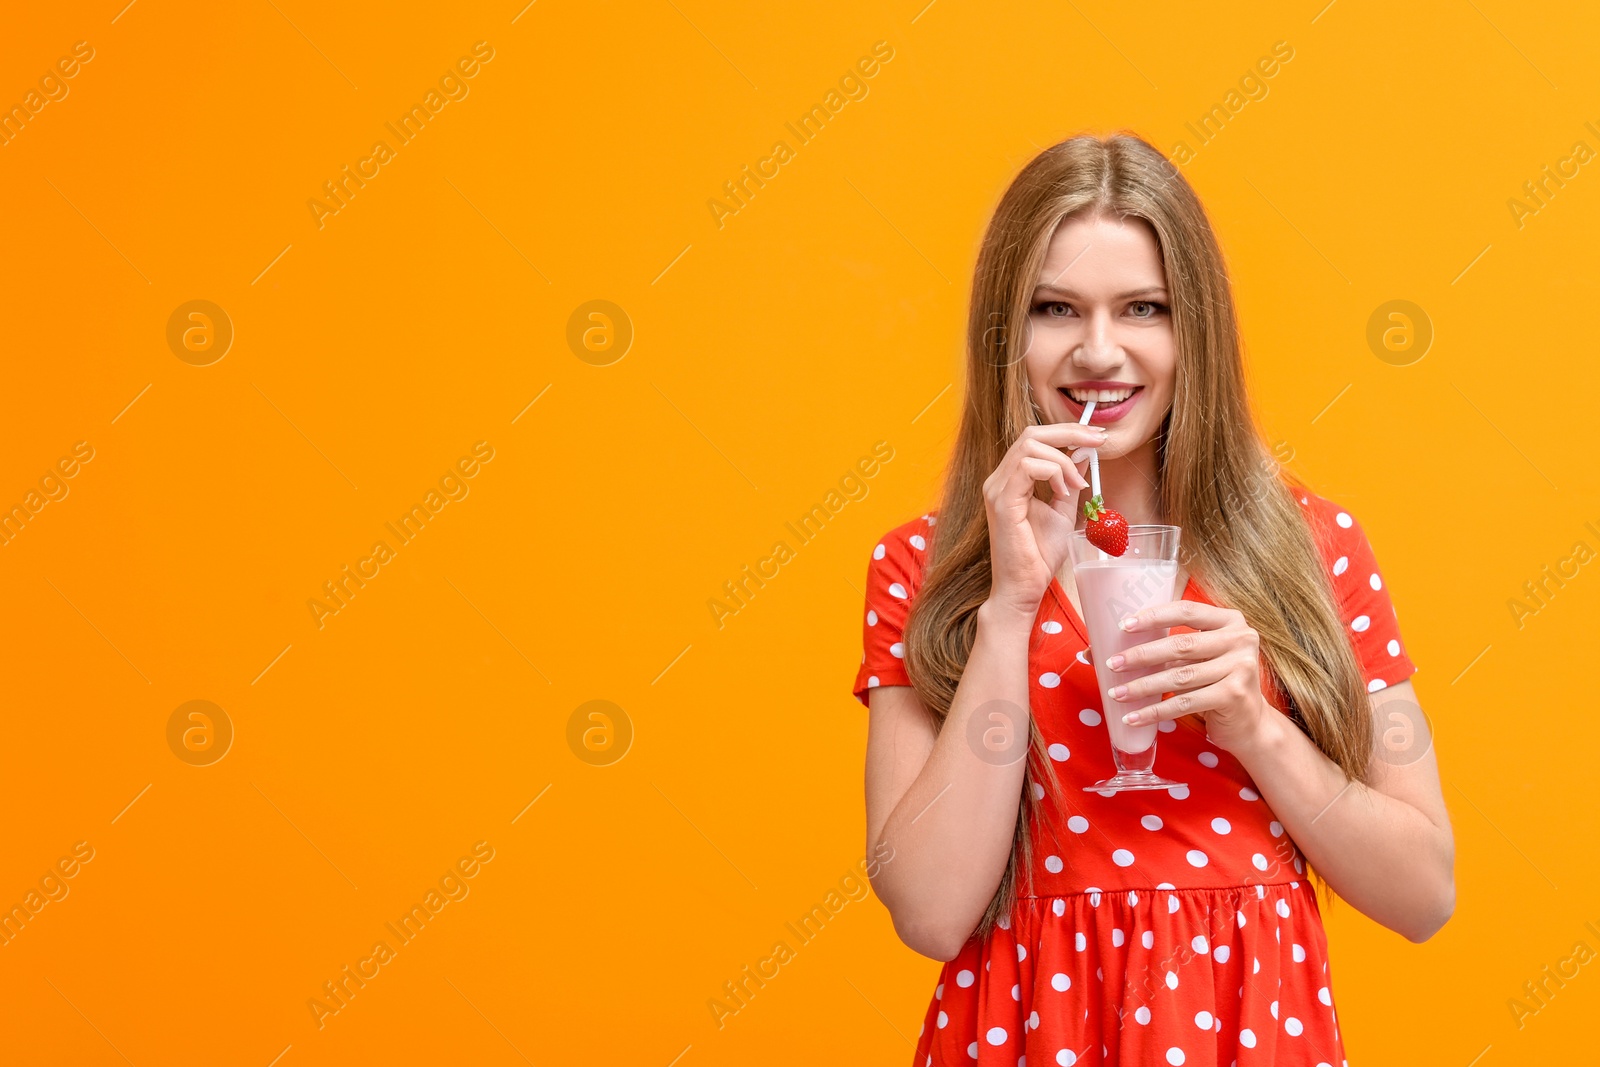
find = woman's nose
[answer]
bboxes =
[1074,329,1121,367]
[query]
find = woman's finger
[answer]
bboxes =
[1110,655,1230,704]
[1117,600,1235,635]
[1019,437,1089,492]
[990,448,1059,507]
[1018,456,1070,498]
[1021,422,1111,451]
[1120,680,1232,727]
[1107,628,1226,673]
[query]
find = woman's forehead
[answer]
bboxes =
[1037,215,1166,291]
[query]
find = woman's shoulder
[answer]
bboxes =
[1285,482,1417,687]
[1288,484,1376,555]
[871,510,938,556]
[1287,483,1399,599]
[854,511,942,703]
[862,510,940,596]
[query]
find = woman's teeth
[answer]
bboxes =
[1065,387,1138,404]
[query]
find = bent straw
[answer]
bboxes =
[1077,401,1100,499]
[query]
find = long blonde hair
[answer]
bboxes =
[902,132,1373,937]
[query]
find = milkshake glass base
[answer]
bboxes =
[1082,770,1189,793]
[1082,737,1188,792]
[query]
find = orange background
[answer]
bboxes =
[1,1,1596,1063]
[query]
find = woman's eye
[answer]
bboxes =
[1035,301,1072,317]
[1129,301,1168,318]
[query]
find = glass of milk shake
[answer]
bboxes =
[1067,524,1189,793]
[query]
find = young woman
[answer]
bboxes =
[854,133,1454,1065]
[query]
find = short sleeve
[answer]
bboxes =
[1304,495,1418,693]
[851,513,936,707]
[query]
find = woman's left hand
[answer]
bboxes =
[1102,601,1271,754]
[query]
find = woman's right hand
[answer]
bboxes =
[982,422,1106,618]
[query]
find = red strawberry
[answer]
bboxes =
[1082,495,1129,556]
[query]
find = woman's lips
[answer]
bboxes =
[1059,387,1144,424]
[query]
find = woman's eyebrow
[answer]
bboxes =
[1032,284,1169,299]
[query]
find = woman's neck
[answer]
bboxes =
[1080,436,1163,528]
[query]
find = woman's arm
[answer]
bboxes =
[1230,678,1455,942]
[863,421,1101,960]
[864,599,1038,961]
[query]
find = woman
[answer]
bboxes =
[854,133,1454,1065]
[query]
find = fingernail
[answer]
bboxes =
[1122,712,1139,725]
[1118,616,1136,630]
[1110,685,1128,700]
[1106,654,1125,670]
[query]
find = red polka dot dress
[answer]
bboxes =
[852,490,1417,1066]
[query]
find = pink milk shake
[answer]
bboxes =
[1073,557,1180,755]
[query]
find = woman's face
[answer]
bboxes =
[1022,212,1177,459]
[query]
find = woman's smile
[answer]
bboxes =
[1058,381,1146,424]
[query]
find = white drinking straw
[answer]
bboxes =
[1077,401,1100,499]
